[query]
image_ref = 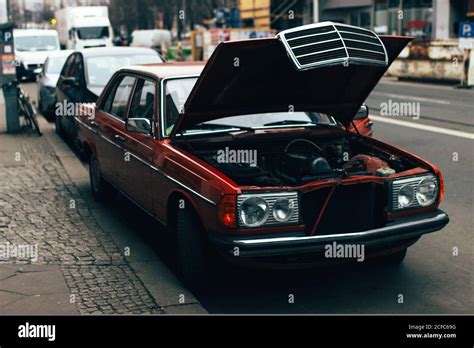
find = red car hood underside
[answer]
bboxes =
[171,35,412,136]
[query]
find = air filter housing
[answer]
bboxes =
[277,21,388,71]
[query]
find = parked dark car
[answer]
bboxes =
[55,47,163,147]
[37,49,74,119]
[76,22,449,292]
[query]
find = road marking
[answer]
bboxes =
[369,115,474,140]
[371,92,451,105]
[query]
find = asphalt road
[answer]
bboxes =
[23,77,473,314]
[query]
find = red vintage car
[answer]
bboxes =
[77,22,448,291]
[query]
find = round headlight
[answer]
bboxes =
[416,178,438,206]
[272,198,294,222]
[240,197,269,227]
[398,184,414,208]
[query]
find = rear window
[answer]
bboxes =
[86,54,162,87]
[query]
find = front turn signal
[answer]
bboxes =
[218,195,236,228]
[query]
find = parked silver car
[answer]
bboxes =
[37,50,74,119]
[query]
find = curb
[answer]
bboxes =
[39,117,208,314]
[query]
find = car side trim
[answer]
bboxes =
[77,116,217,206]
[76,117,98,134]
[149,163,217,206]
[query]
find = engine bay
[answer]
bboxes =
[174,132,420,187]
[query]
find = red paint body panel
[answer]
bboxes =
[76,32,446,252]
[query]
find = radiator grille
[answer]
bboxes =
[277,21,388,71]
[302,183,386,235]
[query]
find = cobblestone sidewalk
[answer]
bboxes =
[0,132,163,314]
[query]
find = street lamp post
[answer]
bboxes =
[313,0,319,23]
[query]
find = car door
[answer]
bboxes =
[118,77,157,212]
[94,74,136,187]
[56,53,75,122]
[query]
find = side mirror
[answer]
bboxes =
[126,117,152,135]
[354,104,369,120]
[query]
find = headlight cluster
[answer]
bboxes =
[390,175,439,210]
[237,192,299,227]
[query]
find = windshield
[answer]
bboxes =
[45,55,68,74]
[163,77,337,136]
[15,36,58,52]
[76,27,110,40]
[86,54,162,87]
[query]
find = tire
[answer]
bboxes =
[38,97,44,115]
[176,203,210,293]
[55,115,64,136]
[89,152,115,202]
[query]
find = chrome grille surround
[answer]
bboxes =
[237,192,300,228]
[277,21,388,71]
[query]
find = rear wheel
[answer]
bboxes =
[89,152,114,202]
[176,203,210,293]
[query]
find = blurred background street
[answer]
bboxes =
[0,0,472,314]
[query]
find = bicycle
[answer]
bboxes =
[18,81,42,136]
[4,79,42,136]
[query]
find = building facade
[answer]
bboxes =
[318,0,474,39]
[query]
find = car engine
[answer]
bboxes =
[182,135,415,187]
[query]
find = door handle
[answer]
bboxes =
[90,121,98,128]
[114,134,126,142]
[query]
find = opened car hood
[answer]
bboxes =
[172,23,411,136]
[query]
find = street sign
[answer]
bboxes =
[459,21,474,38]
[0,22,20,133]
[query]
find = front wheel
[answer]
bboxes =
[55,115,64,136]
[176,204,210,293]
[89,152,114,202]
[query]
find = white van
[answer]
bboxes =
[55,7,113,49]
[13,29,61,80]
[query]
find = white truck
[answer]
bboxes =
[55,6,113,49]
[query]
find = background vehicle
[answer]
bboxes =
[55,47,163,144]
[130,29,172,55]
[14,29,61,80]
[37,49,74,119]
[55,6,113,49]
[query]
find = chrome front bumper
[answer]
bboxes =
[210,210,449,258]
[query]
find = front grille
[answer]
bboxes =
[302,183,386,235]
[277,21,388,71]
[27,64,42,71]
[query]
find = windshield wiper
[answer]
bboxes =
[263,120,335,128]
[193,123,254,131]
[263,120,316,127]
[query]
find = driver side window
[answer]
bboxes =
[101,75,136,120]
[61,54,76,78]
